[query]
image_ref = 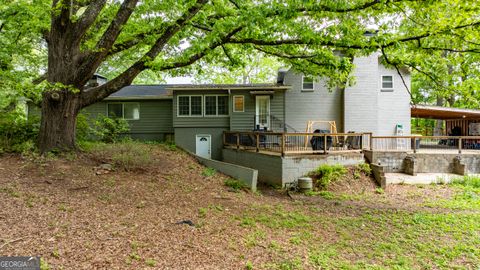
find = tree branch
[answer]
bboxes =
[159,26,243,71]
[51,0,73,29]
[381,47,414,103]
[254,46,319,59]
[74,0,107,42]
[94,0,139,53]
[80,0,210,107]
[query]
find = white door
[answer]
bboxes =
[255,96,271,130]
[196,135,211,159]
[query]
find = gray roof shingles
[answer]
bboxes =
[106,83,288,99]
[108,85,172,98]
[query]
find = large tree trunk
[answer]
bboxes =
[38,91,81,153]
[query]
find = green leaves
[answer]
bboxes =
[2,0,480,106]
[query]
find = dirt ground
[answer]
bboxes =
[0,145,478,269]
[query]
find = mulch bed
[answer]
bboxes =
[0,148,465,269]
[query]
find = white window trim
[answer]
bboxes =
[381,75,394,91]
[204,94,229,117]
[106,102,140,120]
[233,95,245,113]
[177,95,204,117]
[301,75,315,91]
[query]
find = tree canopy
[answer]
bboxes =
[0,0,479,151]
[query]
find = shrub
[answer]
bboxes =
[355,163,372,176]
[0,112,39,153]
[76,113,94,142]
[94,116,130,143]
[87,140,153,171]
[309,164,347,189]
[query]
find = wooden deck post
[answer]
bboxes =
[256,133,260,152]
[413,137,417,153]
[281,133,286,157]
[458,137,462,154]
[369,133,373,151]
[323,134,327,154]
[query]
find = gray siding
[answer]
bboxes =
[283,71,344,133]
[344,55,380,134]
[174,127,227,160]
[344,54,411,136]
[377,64,411,135]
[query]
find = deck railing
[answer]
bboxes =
[223,131,371,156]
[371,136,480,153]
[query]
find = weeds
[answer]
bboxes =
[145,258,157,267]
[202,167,216,177]
[451,175,480,188]
[198,207,208,218]
[355,163,372,176]
[305,190,335,200]
[86,140,153,171]
[309,164,347,189]
[224,179,247,190]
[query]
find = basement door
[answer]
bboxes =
[195,134,211,159]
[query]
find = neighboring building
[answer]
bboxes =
[29,54,411,160]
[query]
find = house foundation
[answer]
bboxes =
[222,148,364,187]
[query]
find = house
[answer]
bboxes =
[29,54,411,160]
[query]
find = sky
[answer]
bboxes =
[165,76,193,84]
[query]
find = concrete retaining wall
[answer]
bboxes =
[282,153,365,183]
[223,149,365,186]
[368,150,480,176]
[222,149,282,186]
[195,155,258,191]
[365,150,408,172]
[371,164,386,188]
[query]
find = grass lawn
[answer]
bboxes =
[0,141,479,269]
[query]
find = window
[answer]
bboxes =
[205,96,217,116]
[190,96,202,115]
[218,96,229,115]
[233,95,244,112]
[381,75,394,90]
[204,95,228,116]
[107,103,140,120]
[177,95,229,117]
[178,96,190,116]
[177,95,203,116]
[302,76,314,91]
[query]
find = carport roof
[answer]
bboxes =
[411,104,480,120]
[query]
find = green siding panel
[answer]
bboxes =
[28,100,174,141]
[173,90,230,128]
[230,90,285,131]
[82,100,174,134]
